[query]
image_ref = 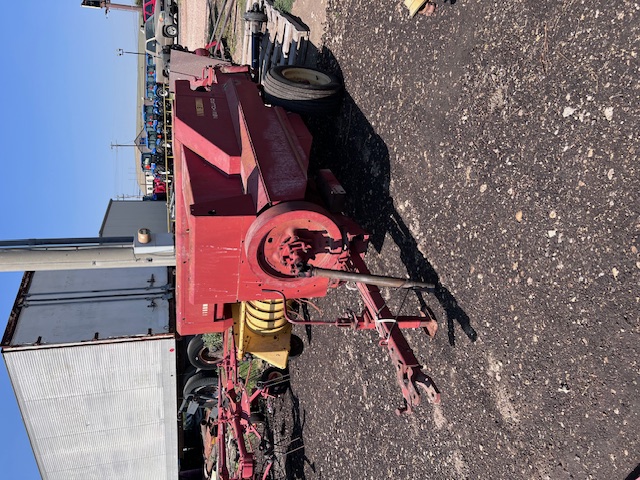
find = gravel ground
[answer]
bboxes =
[180,1,639,478]
[178,0,211,50]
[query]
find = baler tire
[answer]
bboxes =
[263,66,342,115]
[263,75,338,100]
[263,92,341,115]
[187,335,223,370]
[260,367,290,396]
[265,66,341,93]
[183,371,219,399]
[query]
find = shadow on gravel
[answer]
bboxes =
[624,463,640,480]
[280,389,314,480]
[304,46,477,346]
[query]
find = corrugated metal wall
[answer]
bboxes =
[9,268,171,346]
[3,338,178,480]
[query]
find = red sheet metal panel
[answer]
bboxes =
[282,109,313,162]
[180,148,253,304]
[173,80,242,175]
[174,140,240,333]
[174,72,333,335]
[235,80,308,211]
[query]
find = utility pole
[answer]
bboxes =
[117,49,146,57]
[80,1,143,15]
[111,142,141,149]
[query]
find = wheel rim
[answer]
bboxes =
[198,347,222,366]
[195,384,218,397]
[281,67,333,86]
[244,201,343,286]
[262,369,288,395]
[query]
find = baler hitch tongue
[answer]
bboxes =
[396,371,441,416]
[303,265,436,291]
[416,372,441,404]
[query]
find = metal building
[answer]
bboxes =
[2,200,177,480]
[100,198,170,237]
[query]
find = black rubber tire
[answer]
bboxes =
[260,367,290,396]
[183,371,219,399]
[265,66,341,93]
[164,24,178,38]
[263,66,342,115]
[243,11,268,23]
[157,86,169,97]
[187,335,223,370]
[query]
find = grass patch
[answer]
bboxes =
[223,0,248,61]
[274,0,294,13]
[202,333,223,351]
[238,357,264,393]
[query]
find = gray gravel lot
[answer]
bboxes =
[265,1,639,479]
[178,1,639,478]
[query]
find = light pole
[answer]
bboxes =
[117,48,146,57]
[81,1,143,15]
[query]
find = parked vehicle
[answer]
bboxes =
[144,0,178,78]
[140,151,164,172]
[142,174,168,201]
[153,82,170,98]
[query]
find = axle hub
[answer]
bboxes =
[245,202,344,287]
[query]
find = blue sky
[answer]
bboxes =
[0,4,141,478]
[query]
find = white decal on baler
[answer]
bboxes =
[210,98,218,119]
